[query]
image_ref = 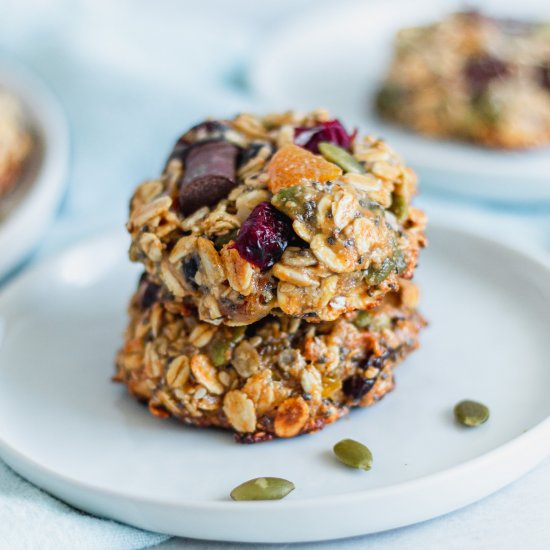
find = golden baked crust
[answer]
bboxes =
[115,276,425,442]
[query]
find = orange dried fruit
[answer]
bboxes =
[274,396,309,438]
[267,144,342,193]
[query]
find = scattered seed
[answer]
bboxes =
[318,142,365,174]
[230,477,295,501]
[333,438,373,470]
[454,400,490,427]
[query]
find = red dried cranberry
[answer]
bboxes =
[540,64,550,92]
[294,119,355,153]
[343,375,376,402]
[234,202,292,271]
[464,55,510,92]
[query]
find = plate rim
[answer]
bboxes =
[1,222,550,515]
[247,0,550,202]
[0,55,70,279]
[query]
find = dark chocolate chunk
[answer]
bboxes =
[166,120,231,165]
[342,375,376,402]
[178,141,238,215]
[139,280,161,310]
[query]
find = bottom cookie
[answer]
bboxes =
[115,276,426,442]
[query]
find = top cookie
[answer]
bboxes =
[127,110,426,326]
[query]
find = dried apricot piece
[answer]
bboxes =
[267,144,342,193]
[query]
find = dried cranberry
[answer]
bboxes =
[343,375,376,402]
[464,55,510,93]
[540,64,550,92]
[234,202,292,271]
[294,119,355,153]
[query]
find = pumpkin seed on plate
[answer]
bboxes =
[230,477,295,501]
[333,438,373,471]
[454,400,490,427]
[318,142,365,174]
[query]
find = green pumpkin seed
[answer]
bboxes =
[365,256,395,285]
[214,228,238,250]
[333,438,373,471]
[208,338,230,367]
[390,193,408,222]
[353,311,373,328]
[208,327,246,368]
[230,477,295,501]
[271,184,321,219]
[318,142,365,174]
[454,400,490,427]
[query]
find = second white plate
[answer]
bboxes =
[0,56,69,279]
[0,224,550,542]
[250,0,550,202]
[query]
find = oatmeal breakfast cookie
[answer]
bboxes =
[115,274,425,442]
[126,110,426,325]
[0,90,32,198]
[376,11,550,149]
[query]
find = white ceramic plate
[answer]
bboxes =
[1,225,550,543]
[250,0,550,203]
[0,57,69,279]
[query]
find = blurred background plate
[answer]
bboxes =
[250,0,550,203]
[0,56,69,280]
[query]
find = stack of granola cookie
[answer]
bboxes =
[115,110,427,442]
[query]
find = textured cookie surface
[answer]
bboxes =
[115,275,425,442]
[127,111,426,325]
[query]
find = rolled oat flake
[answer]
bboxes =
[333,438,373,471]
[454,399,490,427]
[230,477,295,501]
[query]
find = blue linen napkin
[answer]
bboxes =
[0,460,168,549]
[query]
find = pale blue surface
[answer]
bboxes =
[1,1,550,548]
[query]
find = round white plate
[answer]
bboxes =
[0,57,69,279]
[250,0,550,203]
[1,225,550,543]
